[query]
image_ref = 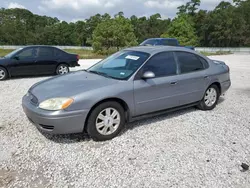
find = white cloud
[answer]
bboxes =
[1,0,229,21]
[8,2,26,9]
[144,0,183,9]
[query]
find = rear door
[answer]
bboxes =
[173,51,210,105]
[9,47,37,76]
[35,47,58,74]
[133,52,180,116]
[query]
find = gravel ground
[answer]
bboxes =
[0,54,250,188]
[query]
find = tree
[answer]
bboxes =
[177,0,201,15]
[161,14,198,46]
[92,17,137,54]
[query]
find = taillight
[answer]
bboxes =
[76,55,80,60]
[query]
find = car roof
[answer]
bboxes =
[144,38,177,41]
[125,46,194,55]
[22,45,59,48]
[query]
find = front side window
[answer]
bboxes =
[175,52,204,74]
[87,50,150,80]
[17,48,36,60]
[142,52,177,78]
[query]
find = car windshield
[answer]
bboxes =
[87,50,150,80]
[4,48,23,58]
[140,39,161,46]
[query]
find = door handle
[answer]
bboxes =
[170,82,178,85]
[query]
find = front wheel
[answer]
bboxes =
[86,101,125,141]
[197,85,220,111]
[0,67,8,81]
[56,64,69,75]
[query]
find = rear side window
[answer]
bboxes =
[37,47,54,57]
[175,52,204,74]
[199,57,209,69]
[54,48,64,57]
[142,52,177,77]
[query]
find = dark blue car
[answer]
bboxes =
[140,38,195,50]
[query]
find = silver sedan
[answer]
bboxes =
[22,46,231,141]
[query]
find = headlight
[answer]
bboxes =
[39,98,74,111]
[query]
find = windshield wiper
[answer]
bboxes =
[88,70,118,80]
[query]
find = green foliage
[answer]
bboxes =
[161,14,198,46]
[92,15,138,54]
[1,0,250,48]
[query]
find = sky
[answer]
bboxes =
[0,0,228,22]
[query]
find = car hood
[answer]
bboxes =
[29,71,119,102]
[0,57,8,63]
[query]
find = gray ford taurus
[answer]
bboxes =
[22,46,231,141]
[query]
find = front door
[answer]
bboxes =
[133,52,180,116]
[9,47,37,76]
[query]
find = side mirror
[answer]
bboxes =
[142,71,155,79]
[13,56,19,60]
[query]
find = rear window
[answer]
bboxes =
[162,39,178,46]
[140,39,161,46]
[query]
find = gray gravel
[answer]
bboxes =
[1,54,250,188]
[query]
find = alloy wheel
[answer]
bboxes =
[58,65,69,75]
[204,88,217,107]
[95,108,121,136]
[0,69,6,80]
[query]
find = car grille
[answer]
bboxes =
[39,124,54,130]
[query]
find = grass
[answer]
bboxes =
[0,48,232,59]
[64,49,106,59]
[200,51,232,56]
[0,49,13,57]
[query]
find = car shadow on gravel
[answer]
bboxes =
[42,132,91,144]
[6,75,52,80]
[42,97,226,144]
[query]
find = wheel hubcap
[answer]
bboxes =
[96,108,121,136]
[58,66,68,75]
[0,69,5,79]
[204,88,217,107]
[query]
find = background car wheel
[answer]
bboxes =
[56,64,69,75]
[197,84,220,111]
[86,101,125,141]
[0,67,8,81]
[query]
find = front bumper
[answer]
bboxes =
[22,95,89,134]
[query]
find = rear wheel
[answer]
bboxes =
[86,101,125,141]
[0,67,8,81]
[197,84,219,111]
[56,64,69,75]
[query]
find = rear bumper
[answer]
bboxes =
[22,95,89,134]
[221,80,231,94]
[69,61,81,67]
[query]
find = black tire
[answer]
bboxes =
[56,64,69,75]
[197,84,220,111]
[86,101,125,141]
[0,67,8,81]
